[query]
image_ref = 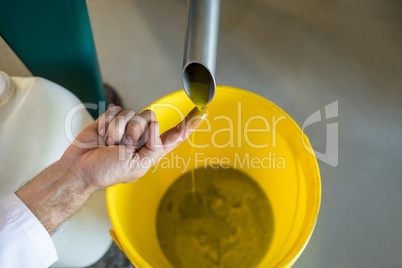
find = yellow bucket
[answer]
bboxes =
[106,86,321,267]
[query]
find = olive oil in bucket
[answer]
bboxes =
[156,167,274,268]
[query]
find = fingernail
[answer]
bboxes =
[125,136,133,145]
[108,105,121,112]
[187,106,209,129]
[107,137,114,145]
[99,128,105,137]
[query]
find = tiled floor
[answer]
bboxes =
[1,0,402,267]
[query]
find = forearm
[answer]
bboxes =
[16,159,98,233]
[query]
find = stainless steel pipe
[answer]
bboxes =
[182,0,220,106]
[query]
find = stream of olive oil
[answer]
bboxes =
[191,131,196,194]
[189,81,209,195]
[189,82,209,110]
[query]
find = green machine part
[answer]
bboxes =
[0,0,106,118]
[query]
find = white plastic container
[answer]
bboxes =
[0,71,112,267]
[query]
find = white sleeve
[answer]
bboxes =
[0,193,58,268]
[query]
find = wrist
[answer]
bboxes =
[16,159,98,233]
[59,156,101,193]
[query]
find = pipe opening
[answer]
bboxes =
[183,62,215,108]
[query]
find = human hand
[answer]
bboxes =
[62,106,208,190]
[16,105,208,233]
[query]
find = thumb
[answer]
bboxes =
[160,106,209,157]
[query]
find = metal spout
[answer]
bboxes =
[182,0,220,106]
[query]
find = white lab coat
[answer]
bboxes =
[0,72,111,267]
[0,193,58,268]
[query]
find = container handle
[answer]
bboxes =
[109,229,125,253]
